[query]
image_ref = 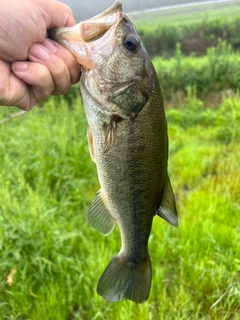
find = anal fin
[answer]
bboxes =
[87,190,115,235]
[156,175,178,227]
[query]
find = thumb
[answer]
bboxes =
[42,1,76,28]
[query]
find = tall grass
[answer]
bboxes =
[153,40,240,100]
[136,12,240,57]
[0,92,239,319]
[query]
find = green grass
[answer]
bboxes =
[133,2,240,57]
[131,0,240,25]
[0,93,239,319]
[152,40,240,100]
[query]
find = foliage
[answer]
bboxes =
[136,12,240,57]
[167,88,240,143]
[0,92,239,319]
[152,40,240,99]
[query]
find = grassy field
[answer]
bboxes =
[132,1,240,57]
[1,2,240,319]
[0,91,239,319]
[153,40,240,100]
[130,0,240,24]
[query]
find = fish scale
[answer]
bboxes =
[49,0,178,303]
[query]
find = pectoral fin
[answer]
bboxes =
[103,118,117,153]
[87,191,115,235]
[87,126,95,162]
[156,175,178,227]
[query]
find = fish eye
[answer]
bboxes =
[123,35,138,52]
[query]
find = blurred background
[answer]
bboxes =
[0,0,239,319]
[61,0,240,20]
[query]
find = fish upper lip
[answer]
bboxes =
[48,0,123,69]
[79,4,123,42]
[87,0,122,22]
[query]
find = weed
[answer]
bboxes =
[0,92,239,319]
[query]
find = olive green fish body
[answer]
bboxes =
[81,71,169,302]
[49,0,178,304]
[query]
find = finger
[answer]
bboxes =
[27,43,72,95]
[12,61,55,109]
[41,1,76,28]
[42,39,81,85]
[0,60,31,109]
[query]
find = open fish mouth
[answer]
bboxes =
[49,0,123,69]
[78,0,123,42]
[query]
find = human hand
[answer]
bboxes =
[0,0,80,110]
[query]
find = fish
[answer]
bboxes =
[49,0,178,304]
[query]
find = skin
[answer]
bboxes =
[0,0,81,110]
[50,3,169,302]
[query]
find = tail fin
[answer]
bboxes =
[97,253,151,303]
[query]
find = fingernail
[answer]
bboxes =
[12,61,28,72]
[42,39,58,54]
[30,44,50,61]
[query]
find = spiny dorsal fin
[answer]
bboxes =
[156,175,178,227]
[87,191,115,235]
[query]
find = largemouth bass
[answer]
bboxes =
[50,0,178,303]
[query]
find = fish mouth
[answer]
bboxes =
[48,0,123,69]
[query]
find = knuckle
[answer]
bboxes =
[33,69,55,99]
[54,48,80,83]
[46,54,69,80]
[63,57,80,84]
[68,61,81,84]
[37,65,51,82]
[51,66,72,94]
[33,83,54,103]
[53,78,71,96]
[0,83,8,104]
[71,68,81,84]
[64,4,73,13]
[20,103,33,111]
[53,66,68,80]
[63,4,74,17]
[52,85,71,96]
[0,64,10,104]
